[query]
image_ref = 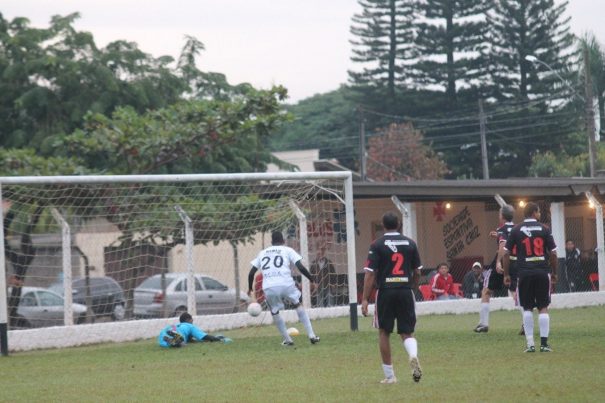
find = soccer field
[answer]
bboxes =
[1,306,604,402]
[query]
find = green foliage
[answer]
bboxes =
[0,12,186,152]
[2,307,604,401]
[529,151,588,177]
[415,0,492,106]
[272,86,359,167]
[529,141,605,177]
[349,0,417,99]
[52,86,289,175]
[489,0,576,100]
[0,148,86,176]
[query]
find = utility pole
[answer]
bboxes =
[584,47,597,177]
[359,107,367,181]
[478,99,489,179]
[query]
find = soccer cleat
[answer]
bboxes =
[221,337,233,344]
[518,325,525,336]
[524,345,536,353]
[379,377,397,384]
[309,336,321,344]
[281,340,295,347]
[166,331,184,347]
[409,357,422,383]
[474,325,489,333]
[540,345,553,352]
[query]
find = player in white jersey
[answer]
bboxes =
[248,231,320,346]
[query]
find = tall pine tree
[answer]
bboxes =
[415,0,491,108]
[488,0,575,100]
[348,0,417,100]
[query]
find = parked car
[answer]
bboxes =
[12,287,87,329]
[49,276,126,321]
[134,273,250,318]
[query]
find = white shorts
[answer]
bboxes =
[263,284,301,314]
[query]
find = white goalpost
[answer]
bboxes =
[0,172,358,353]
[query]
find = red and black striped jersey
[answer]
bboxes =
[364,232,422,289]
[504,219,556,272]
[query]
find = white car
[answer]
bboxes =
[12,287,88,328]
[134,273,250,318]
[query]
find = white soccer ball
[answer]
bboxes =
[247,302,262,317]
[287,327,300,337]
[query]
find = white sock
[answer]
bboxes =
[523,310,535,347]
[480,303,490,326]
[382,363,395,379]
[273,313,291,342]
[296,306,316,338]
[538,313,549,338]
[403,338,418,359]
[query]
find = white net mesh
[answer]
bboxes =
[1,173,352,334]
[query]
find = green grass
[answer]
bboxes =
[1,306,604,402]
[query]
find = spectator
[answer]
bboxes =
[310,245,336,307]
[462,261,484,299]
[430,263,458,300]
[565,240,582,292]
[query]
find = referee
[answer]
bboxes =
[503,202,558,353]
[361,212,422,383]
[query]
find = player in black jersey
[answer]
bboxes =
[361,212,422,384]
[474,204,522,333]
[503,202,558,353]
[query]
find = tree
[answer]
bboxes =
[271,86,360,169]
[0,12,186,153]
[488,0,575,101]
[366,122,449,180]
[348,0,417,100]
[54,86,290,175]
[577,33,605,137]
[415,0,492,107]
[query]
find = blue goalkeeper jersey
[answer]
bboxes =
[158,322,207,348]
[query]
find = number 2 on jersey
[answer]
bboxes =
[391,252,404,275]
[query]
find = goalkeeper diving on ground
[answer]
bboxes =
[158,312,232,348]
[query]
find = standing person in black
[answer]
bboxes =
[474,204,521,333]
[361,212,422,384]
[503,202,558,353]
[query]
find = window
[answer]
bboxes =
[202,277,227,291]
[38,291,63,307]
[21,293,37,307]
[139,275,175,290]
[175,278,203,291]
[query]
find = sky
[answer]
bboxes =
[2,0,604,103]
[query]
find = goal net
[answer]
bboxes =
[0,172,356,351]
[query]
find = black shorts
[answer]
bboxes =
[518,270,551,310]
[374,287,416,334]
[485,262,518,292]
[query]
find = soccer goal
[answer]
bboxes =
[0,171,357,353]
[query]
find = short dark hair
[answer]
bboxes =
[523,202,539,218]
[179,312,192,323]
[382,212,399,231]
[271,231,285,245]
[500,204,514,221]
[437,262,449,270]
